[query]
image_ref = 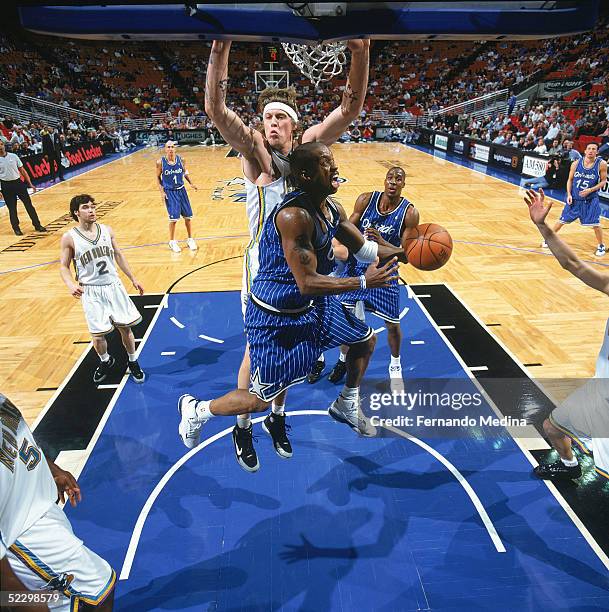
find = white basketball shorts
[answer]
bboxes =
[81,281,142,336]
[6,503,115,611]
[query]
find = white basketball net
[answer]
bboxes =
[281,41,347,87]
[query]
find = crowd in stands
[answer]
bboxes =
[0,113,135,158]
[0,14,607,154]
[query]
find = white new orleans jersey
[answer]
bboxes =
[70,223,119,286]
[0,395,57,558]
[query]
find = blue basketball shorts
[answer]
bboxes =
[559,198,601,227]
[245,295,374,401]
[341,283,401,323]
[165,188,193,220]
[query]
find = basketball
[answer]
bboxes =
[403,223,453,271]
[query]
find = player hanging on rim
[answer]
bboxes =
[308,166,418,385]
[59,194,146,385]
[204,39,370,472]
[541,142,607,257]
[178,143,406,454]
[156,140,199,253]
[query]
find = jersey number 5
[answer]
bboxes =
[19,440,42,470]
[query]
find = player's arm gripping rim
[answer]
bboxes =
[276,207,397,296]
[59,232,83,299]
[334,200,408,264]
[204,41,263,162]
[156,159,166,203]
[181,157,198,191]
[526,188,609,295]
[302,40,370,145]
[108,226,144,295]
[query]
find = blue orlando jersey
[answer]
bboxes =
[343,191,411,282]
[161,156,186,190]
[251,190,340,311]
[571,157,601,202]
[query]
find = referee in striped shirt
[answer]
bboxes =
[0,141,46,235]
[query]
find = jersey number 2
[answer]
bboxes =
[96,261,109,275]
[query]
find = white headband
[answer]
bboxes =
[262,102,299,123]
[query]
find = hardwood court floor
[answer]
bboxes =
[1,143,606,423]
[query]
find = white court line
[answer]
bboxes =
[439,325,455,330]
[170,317,185,329]
[119,409,505,580]
[469,366,489,372]
[198,334,224,344]
[97,384,121,390]
[160,351,176,356]
[414,294,431,298]
[410,340,425,345]
[411,287,609,571]
[374,326,385,334]
[144,304,160,309]
[33,342,92,431]
[382,423,505,553]
[32,292,165,431]
[76,298,167,487]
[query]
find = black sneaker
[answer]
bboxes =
[93,355,115,384]
[14,228,23,236]
[128,360,146,384]
[306,358,325,384]
[534,460,581,480]
[262,413,292,458]
[232,424,259,472]
[328,360,347,384]
[35,226,47,232]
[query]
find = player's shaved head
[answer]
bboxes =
[387,166,405,178]
[290,142,328,184]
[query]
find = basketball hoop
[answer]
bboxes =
[281,41,347,87]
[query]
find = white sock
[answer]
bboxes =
[128,352,137,362]
[99,353,110,362]
[340,385,359,401]
[561,456,578,467]
[317,354,325,363]
[390,355,401,366]
[195,400,214,420]
[236,415,251,429]
[272,402,285,415]
[338,352,346,363]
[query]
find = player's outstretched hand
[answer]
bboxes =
[365,257,398,289]
[346,39,370,53]
[524,188,552,226]
[52,467,82,507]
[133,280,145,295]
[69,283,83,299]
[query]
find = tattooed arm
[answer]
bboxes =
[277,206,396,296]
[302,39,370,146]
[204,40,265,163]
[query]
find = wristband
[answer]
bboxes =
[359,275,367,290]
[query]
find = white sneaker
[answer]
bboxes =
[186,238,198,251]
[595,244,606,257]
[541,240,548,249]
[328,394,376,437]
[178,394,207,448]
[169,240,181,253]
[389,363,402,379]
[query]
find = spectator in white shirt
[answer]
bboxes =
[534,137,548,155]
